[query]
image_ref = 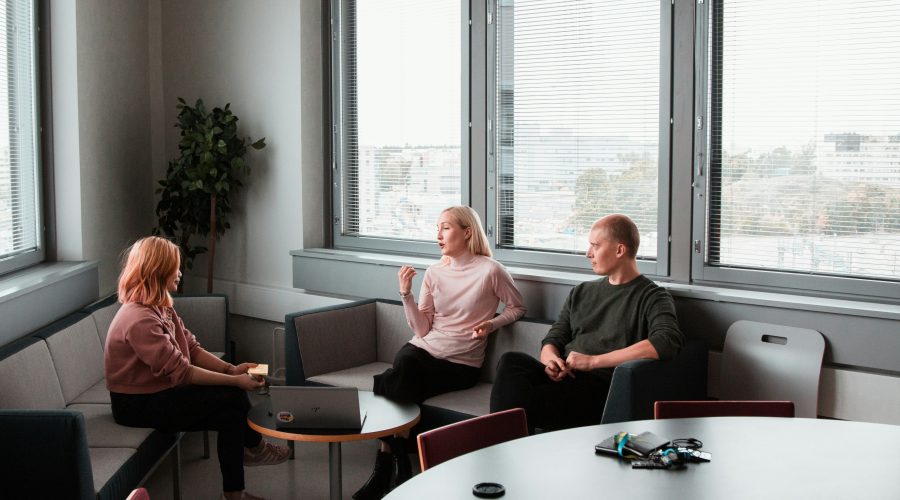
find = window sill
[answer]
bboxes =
[0,261,99,346]
[291,248,900,321]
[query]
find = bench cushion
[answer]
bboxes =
[89,302,121,347]
[0,340,66,409]
[375,302,413,363]
[70,379,112,405]
[43,316,106,404]
[296,302,379,377]
[69,403,155,449]
[307,361,391,391]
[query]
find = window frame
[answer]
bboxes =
[0,0,43,276]
[484,0,673,276]
[690,0,900,301]
[328,0,471,257]
[325,0,900,302]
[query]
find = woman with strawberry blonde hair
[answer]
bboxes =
[105,236,288,500]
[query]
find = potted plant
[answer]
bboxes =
[154,97,266,292]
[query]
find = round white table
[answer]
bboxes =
[387,416,900,500]
[248,390,419,500]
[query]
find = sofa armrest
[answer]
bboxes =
[285,300,379,386]
[600,338,708,424]
[0,409,94,499]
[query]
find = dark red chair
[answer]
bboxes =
[654,400,795,419]
[416,408,528,471]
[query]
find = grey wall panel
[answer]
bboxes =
[294,252,900,374]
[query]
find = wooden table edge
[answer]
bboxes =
[248,412,421,443]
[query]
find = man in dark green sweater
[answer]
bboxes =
[490,214,684,431]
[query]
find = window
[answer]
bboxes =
[332,0,465,253]
[695,0,900,296]
[328,0,899,301]
[0,0,41,275]
[491,0,669,273]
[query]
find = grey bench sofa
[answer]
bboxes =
[0,294,228,500]
[285,298,707,431]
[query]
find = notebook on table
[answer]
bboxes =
[267,386,366,433]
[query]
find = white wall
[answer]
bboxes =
[51,0,156,293]
[49,0,334,321]
[157,0,324,296]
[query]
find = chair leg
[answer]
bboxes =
[172,440,182,500]
[203,430,210,459]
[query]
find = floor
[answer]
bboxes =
[142,413,421,500]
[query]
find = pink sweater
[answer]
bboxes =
[404,253,526,367]
[104,302,202,394]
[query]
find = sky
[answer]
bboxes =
[351,0,900,153]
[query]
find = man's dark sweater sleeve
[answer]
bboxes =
[541,286,577,353]
[644,288,684,360]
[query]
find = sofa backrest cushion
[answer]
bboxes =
[43,316,105,404]
[296,302,378,378]
[90,302,121,348]
[375,301,414,363]
[173,295,227,352]
[0,338,66,409]
[481,319,551,383]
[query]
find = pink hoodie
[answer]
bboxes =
[105,302,202,394]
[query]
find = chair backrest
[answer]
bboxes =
[417,408,528,471]
[719,320,825,418]
[126,488,150,500]
[654,400,795,419]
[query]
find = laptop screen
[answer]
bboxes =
[268,386,365,432]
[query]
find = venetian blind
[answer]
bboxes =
[706,0,900,282]
[339,0,462,242]
[0,0,40,273]
[494,0,661,259]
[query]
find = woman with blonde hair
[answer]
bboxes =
[354,206,526,499]
[105,236,288,500]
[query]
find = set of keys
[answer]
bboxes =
[631,447,712,469]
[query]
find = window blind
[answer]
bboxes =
[706,0,900,282]
[0,0,40,272]
[494,0,661,258]
[339,0,462,243]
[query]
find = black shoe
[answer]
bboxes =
[353,450,393,500]
[389,438,412,489]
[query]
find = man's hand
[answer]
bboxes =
[565,351,596,372]
[544,357,573,382]
[540,345,573,382]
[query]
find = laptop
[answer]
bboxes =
[267,386,366,433]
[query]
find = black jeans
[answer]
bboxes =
[490,351,612,433]
[111,385,262,492]
[374,343,480,405]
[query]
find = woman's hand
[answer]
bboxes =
[235,372,265,391]
[471,320,494,339]
[227,362,256,376]
[398,265,417,296]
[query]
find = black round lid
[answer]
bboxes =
[472,482,505,498]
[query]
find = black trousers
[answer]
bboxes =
[374,343,480,405]
[111,385,262,492]
[490,351,613,433]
